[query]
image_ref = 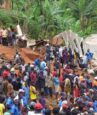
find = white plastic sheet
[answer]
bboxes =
[84,34,97,58]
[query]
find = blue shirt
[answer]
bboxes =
[22,96,28,106]
[93,101,97,112]
[86,52,93,60]
[53,77,60,86]
[40,61,46,70]
[34,58,40,67]
[6,97,13,108]
[23,86,29,99]
[58,100,62,107]
[10,104,19,115]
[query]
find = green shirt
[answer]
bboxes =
[4,111,11,115]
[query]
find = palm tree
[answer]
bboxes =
[68,0,97,31]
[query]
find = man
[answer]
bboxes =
[30,83,37,102]
[10,98,20,115]
[40,59,46,71]
[85,49,93,68]
[2,28,8,46]
[53,75,60,99]
[6,92,14,109]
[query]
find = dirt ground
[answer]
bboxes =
[0,45,44,63]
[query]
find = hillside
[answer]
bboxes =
[0,45,43,63]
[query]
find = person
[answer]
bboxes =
[79,55,88,68]
[3,78,9,95]
[54,59,60,76]
[10,98,20,115]
[12,77,22,96]
[34,102,43,115]
[53,75,60,98]
[22,82,29,101]
[40,59,46,70]
[85,49,93,68]
[28,102,36,115]
[0,28,3,44]
[2,28,8,46]
[39,92,46,108]
[92,77,97,90]
[45,73,53,97]
[30,83,37,102]
[64,78,71,95]
[0,99,5,115]
[7,78,14,96]
[73,83,80,99]
[4,105,11,115]
[6,92,14,109]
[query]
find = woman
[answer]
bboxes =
[64,78,71,95]
[73,83,80,99]
[53,75,60,99]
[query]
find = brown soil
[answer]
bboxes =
[0,45,43,63]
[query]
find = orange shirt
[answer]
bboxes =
[92,80,97,86]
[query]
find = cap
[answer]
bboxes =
[35,103,43,110]
[63,104,68,109]
[94,76,97,80]
[62,100,68,105]
[14,95,19,101]
[11,68,15,72]
[19,89,25,93]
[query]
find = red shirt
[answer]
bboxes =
[3,70,9,80]
[52,70,57,77]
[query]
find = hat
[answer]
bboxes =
[14,96,19,101]
[19,89,25,93]
[94,76,97,80]
[30,64,34,68]
[11,68,15,72]
[63,104,68,109]
[35,103,43,110]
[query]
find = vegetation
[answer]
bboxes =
[0,0,97,39]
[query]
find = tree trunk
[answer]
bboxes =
[0,0,12,9]
[4,0,12,9]
[80,15,85,31]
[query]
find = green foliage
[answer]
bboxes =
[0,0,97,39]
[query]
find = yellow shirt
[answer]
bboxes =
[79,76,83,82]
[30,86,37,100]
[0,104,5,115]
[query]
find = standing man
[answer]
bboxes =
[85,49,93,68]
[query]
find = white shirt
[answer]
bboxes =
[59,47,63,57]
[28,111,42,115]
[82,56,88,64]
[28,111,35,115]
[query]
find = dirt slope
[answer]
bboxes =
[0,45,42,63]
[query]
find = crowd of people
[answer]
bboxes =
[0,27,16,46]
[0,43,97,115]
